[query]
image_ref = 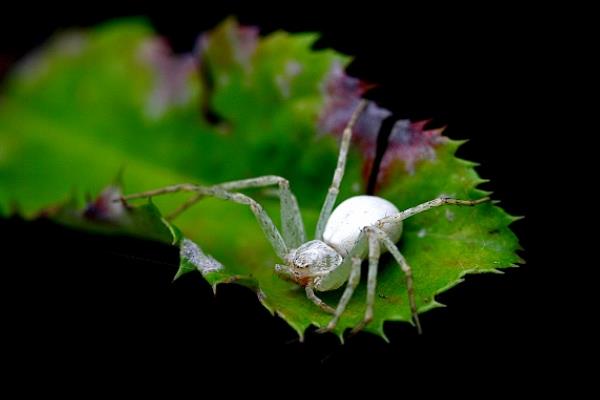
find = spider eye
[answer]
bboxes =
[292,240,342,273]
[294,259,309,269]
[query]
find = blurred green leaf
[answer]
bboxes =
[0,18,521,340]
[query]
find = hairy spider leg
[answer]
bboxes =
[122,184,289,259]
[314,99,369,241]
[274,264,336,313]
[373,228,421,334]
[165,176,305,248]
[350,228,381,334]
[305,286,336,314]
[377,196,490,227]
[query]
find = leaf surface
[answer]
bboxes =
[0,18,521,339]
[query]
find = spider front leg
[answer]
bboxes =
[305,286,336,314]
[165,175,305,248]
[121,174,307,252]
[121,184,289,259]
[275,264,336,314]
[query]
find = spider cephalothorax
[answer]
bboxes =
[282,240,343,287]
[122,100,489,334]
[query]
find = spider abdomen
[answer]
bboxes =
[323,195,402,257]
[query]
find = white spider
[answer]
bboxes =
[121,100,489,334]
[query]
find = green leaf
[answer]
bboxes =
[0,18,521,340]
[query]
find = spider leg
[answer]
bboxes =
[305,286,336,314]
[350,227,381,334]
[276,265,336,315]
[164,176,304,248]
[316,256,362,333]
[369,227,422,334]
[377,195,490,227]
[165,193,204,220]
[274,264,295,282]
[315,100,368,240]
[122,184,289,260]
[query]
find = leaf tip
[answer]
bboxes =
[275,309,305,341]
[372,323,389,342]
[172,269,186,282]
[509,214,526,223]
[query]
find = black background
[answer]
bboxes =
[1,0,562,388]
